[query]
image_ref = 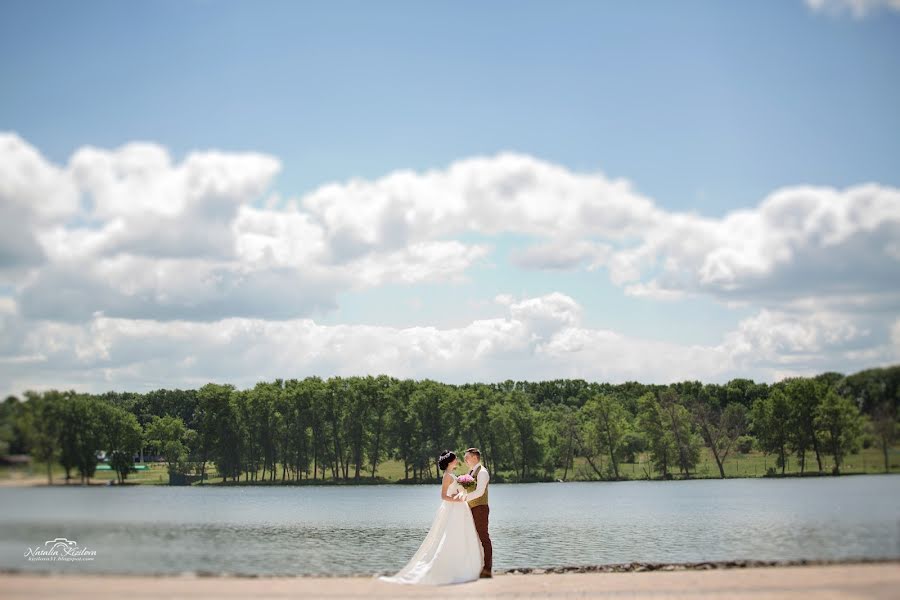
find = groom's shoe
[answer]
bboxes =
[479,569,492,579]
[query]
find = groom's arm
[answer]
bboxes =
[464,469,489,502]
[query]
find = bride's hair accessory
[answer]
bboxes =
[438,450,456,471]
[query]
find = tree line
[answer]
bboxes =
[1,366,897,485]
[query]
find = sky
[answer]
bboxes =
[1,0,899,396]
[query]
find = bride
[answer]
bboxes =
[379,450,483,585]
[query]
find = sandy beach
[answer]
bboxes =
[2,563,898,600]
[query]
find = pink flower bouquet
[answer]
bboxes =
[457,474,476,492]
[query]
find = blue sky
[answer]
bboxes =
[4,1,899,211]
[1,1,899,393]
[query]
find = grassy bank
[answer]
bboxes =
[3,444,897,486]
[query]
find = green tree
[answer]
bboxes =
[57,394,105,484]
[343,377,371,480]
[323,378,351,479]
[657,388,701,477]
[456,385,500,474]
[19,391,63,483]
[691,387,747,478]
[145,415,196,484]
[723,379,769,410]
[387,379,417,480]
[101,404,143,483]
[545,403,580,480]
[251,381,281,482]
[815,389,864,475]
[195,383,236,484]
[784,378,825,473]
[637,392,676,479]
[582,394,629,480]
[282,378,313,481]
[408,380,451,480]
[751,389,791,474]
[0,395,29,456]
[489,391,543,481]
[366,375,393,478]
[836,365,900,415]
[214,392,244,482]
[870,400,898,473]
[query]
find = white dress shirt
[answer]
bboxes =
[463,462,490,502]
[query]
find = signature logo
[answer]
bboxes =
[24,537,97,562]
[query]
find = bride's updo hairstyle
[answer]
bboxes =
[438,450,456,471]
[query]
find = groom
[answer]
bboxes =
[459,447,492,579]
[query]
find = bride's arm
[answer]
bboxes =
[441,473,463,502]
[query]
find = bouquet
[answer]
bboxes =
[457,474,476,492]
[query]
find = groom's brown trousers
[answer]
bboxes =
[470,505,493,571]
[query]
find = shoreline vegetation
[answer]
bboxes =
[2,366,897,487]
[2,457,898,487]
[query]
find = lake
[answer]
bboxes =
[1,475,898,576]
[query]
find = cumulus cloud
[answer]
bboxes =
[723,308,873,367]
[2,132,897,394]
[0,133,79,275]
[67,142,281,260]
[301,152,661,257]
[511,240,611,271]
[1,133,489,322]
[804,0,900,17]
[2,293,892,397]
[285,145,900,315]
[613,184,900,311]
[17,257,344,322]
[9,132,896,322]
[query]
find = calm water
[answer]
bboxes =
[1,476,898,576]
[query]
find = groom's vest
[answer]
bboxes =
[467,464,489,508]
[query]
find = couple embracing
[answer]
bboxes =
[380,448,493,585]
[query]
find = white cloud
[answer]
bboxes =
[723,309,868,367]
[68,141,282,259]
[511,240,611,271]
[2,134,489,322]
[9,132,897,323]
[3,292,893,397]
[301,152,661,259]
[508,292,582,339]
[2,132,897,394]
[295,149,900,315]
[233,204,328,267]
[609,184,900,311]
[0,134,79,222]
[17,256,344,322]
[622,281,686,301]
[0,133,79,275]
[804,0,900,17]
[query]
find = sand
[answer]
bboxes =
[2,563,899,599]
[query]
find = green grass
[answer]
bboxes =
[0,460,172,485]
[194,444,900,484]
[552,445,900,481]
[3,445,897,485]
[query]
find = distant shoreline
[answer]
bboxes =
[2,557,897,578]
[2,469,899,488]
[498,556,900,576]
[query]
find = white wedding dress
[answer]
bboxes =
[379,474,483,585]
